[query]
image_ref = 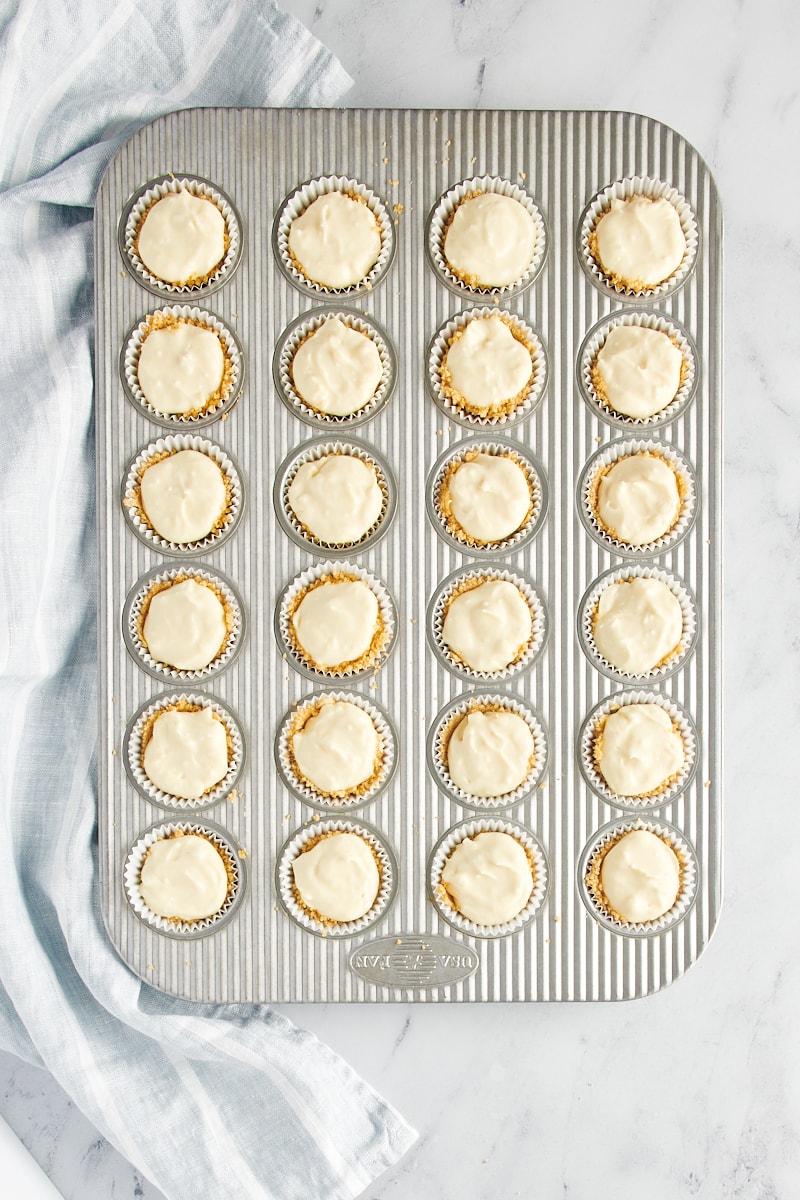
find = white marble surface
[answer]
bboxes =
[3,0,799,1196]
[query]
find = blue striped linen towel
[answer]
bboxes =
[0,2,417,1197]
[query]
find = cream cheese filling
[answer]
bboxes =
[137,322,225,415]
[292,832,380,922]
[142,578,227,671]
[596,454,680,546]
[441,579,532,673]
[446,452,531,542]
[447,710,534,798]
[596,704,684,796]
[594,196,686,288]
[143,707,229,800]
[592,577,683,675]
[292,701,380,794]
[441,831,533,925]
[291,579,378,670]
[137,190,226,285]
[287,454,382,544]
[600,829,680,922]
[594,324,683,418]
[139,834,229,920]
[291,317,384,416]
[443,193,536,287]
[288,192,381,288]
[442,316,532,412]
[140,449,227,543]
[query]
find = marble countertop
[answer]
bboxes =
[3,0,798,1196]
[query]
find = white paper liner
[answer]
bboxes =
[427,693,547,810]
[276,691,397,810]
[426,437,546,554]
[122,435,243,555]
[429,818,549,938]
[427,177,547,298]
[579,176,698,300]
[578,565,698,683]
[276,561,397,682]
[427,564,547,682]
[121,305,243,427]
[578,689,698,810]
[125,692,245,811]
[124,820,245,936]
[275,438,395,555]
[578,437,698,557]
[577,309,698,429]
[579,817,699,936]
[427,307,547,429]
[273,308,396,428]
[121,176,241,295]
[123,565,244,682]
[274,177,395,297]
[276,818,397,938]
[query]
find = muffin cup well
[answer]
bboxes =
[120,305,244,429]
[577,309,698,430]
[273,308,396,429]
[426,437,547,555]
[274,437,396,556]
[275,561,397,683]
[427,563,547,682]
[275,691,397,811]
[578,817,699,937]
[428,818,549,938]
[426,177,547,298]
[119,176,242,297]
[427,692,547,810]
[577,565,698,684]
[123,565,245,683]
[578,437,698,558]
[123,819,247,937]
[121,434,244,556]
[577,690,698,810]
[275,818,397,938]
[123,691,245,812]
[578,176,698,301]
[273,177,395,299]
[427,308,547,429]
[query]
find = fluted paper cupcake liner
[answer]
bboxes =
[427,308,547,429]
[121,305,244,429]
[123,565,245,683]
[428,817,549,938]
[122,434,244,556]
[275,561,397,682]
[578,176,698,301]
[124,691,245,811]
[427,563,547,682]
[578,689,698,810]
[273,177,395,298]
[120,176,242,297]
[124,819,247,937]
[426,177,547,298]
[577,309,698,430]
[276,691,397,811]
[427,692,547,810]
[273,307,397,429]
[276,818,397,938]
[578,816,699,936]
[274,437,396,556]
[577,565,698,683]
[578,437,698,557]
[426,437,547,555]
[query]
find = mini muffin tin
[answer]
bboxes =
[96,108,721,1002]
